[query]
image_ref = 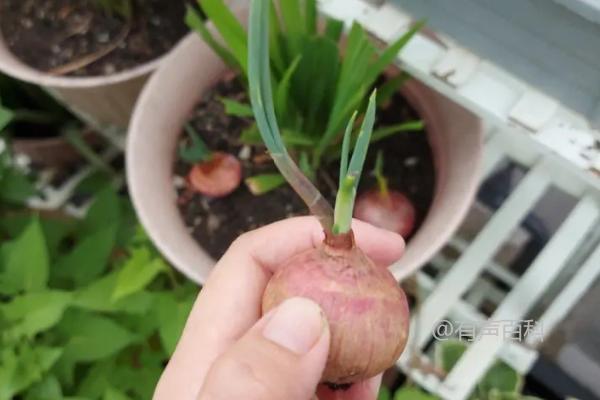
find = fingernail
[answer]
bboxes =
[263,297,325,354]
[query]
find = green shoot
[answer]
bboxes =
[332,91,377,235]
[374,150,389,198]
[245,174,286,195]
[370,120,424,143]
[220,98,254,117]
[248,0,334,231]
[178,124,212,164]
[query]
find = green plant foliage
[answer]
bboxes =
[0,184,199,399]
[178,124,212,164]
[433,339,538,400]
[187,0,423,192]
[393,387,438,400]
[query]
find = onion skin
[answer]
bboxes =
[187,152,242,198]
[262,232,409,384]
[354,190,416,238]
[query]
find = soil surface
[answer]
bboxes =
[174,77,435,259]
[0,0,188,76]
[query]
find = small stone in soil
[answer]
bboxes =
[207,214,221,233]
[404,156,419,167]
[238,145,251,160]
[173,176,186,190]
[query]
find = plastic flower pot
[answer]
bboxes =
[127,26,483,284]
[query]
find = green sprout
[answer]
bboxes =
[373,150,389,198]
[178,124,212,164]
[248,0,376,235]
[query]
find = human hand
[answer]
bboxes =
[154,216,405,400]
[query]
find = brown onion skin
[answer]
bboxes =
[187,152,242,198]
[354,190,416,238]
[262,232,409,384]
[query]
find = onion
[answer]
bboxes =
[354,190,416,238]
[187,152,242,198]
[262,232,409,384]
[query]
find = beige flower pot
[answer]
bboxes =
[127,30,483,284]
[0,33,161,129]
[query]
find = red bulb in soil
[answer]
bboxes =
[262,232,410,385]
[354,190,416,238]
[187,152,242,198]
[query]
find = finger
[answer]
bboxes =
[316,374,382,400]
[155,217,404,399]
[198,298,330,400]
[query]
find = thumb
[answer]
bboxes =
[197,297,330,400]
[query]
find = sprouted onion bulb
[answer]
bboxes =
[262,232,409,384]
[247,0,410,386]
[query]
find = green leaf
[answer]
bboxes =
[435,339,467,373]
[179,124,212,164]
[324,17,344,42]
[0,169,36,204]
[156,293,195,355]
[377,72,410,106]
[239,125,262,145]
[275,55,301,123]
[54,223,117,286]
[57,311,136,362]
[339,111,357,187]
[76,359,114,399]
[24,375,63,400]
[365,21,425,86]
[281,129,317,146]
[393,387,438,400]
[185,5,240,71]
[378,386,392,400]
[80,186,120,236]
[479,361,523,394]
[73,271,154,314]
[305,0,317,34]
[0,345,63,400]
[291,36,340,134]
[0,105,14,131]
[371,120,424,143]
[0,216,49,294]
[221,97,254,117]
[112,248,166,301]
[279,0,304,55]
[103,386,132,400]
[199,0,248,74]
[1,290,72,339]
[245,173,286,195]
[333,91,377,234]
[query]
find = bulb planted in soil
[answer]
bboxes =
[187,152,242,198]
[262,232,409,384]
[354,190,416,238]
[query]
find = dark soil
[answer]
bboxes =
[174,77,435,259]
[0,0,188,76]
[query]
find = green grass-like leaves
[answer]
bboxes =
[188,0,423,180]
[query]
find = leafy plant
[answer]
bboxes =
[0,184,198,400]
[433,340,540,400]
[186,0,423,190]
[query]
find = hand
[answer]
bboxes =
[154,216,405,400]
